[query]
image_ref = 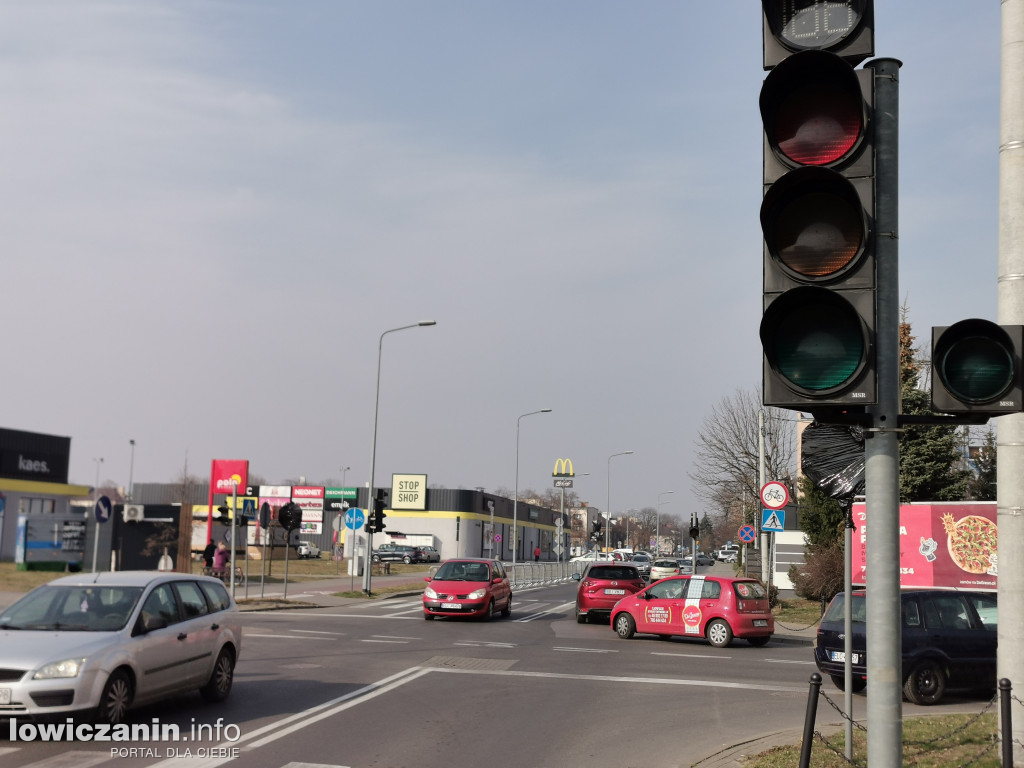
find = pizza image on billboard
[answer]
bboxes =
[942,513,998,575]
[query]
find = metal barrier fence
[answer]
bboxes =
[426,559,583,589]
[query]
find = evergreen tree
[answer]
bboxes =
[966,427,997,501]
[898,315,971,501]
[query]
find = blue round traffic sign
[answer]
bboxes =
[95,495,112,523]
[738,524,756,543]
[345,508,365,529]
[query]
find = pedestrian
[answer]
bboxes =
[213,542,228,578]
[534,545,541,562]
[203,541,217,570]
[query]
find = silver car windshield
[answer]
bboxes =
[0,585,144,632]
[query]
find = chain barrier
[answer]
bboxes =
[807,678,1014,767]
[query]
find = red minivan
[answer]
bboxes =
[610,575,773,647]
[422,558,511,620]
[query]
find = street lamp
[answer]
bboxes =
[363,321,437,595]
[657,490,675,556]
[513,408,552,567]
[606,451,634,551]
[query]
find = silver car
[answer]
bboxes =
[0,571,242,724]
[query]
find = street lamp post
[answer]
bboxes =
[338,466,351,574]
[605,451,634,551]
[657,491,675,556]
[363,321,437,595]
[513,408,552,567]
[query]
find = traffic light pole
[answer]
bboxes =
[863,57,903,768]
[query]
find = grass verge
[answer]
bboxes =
[743,712,1000,768]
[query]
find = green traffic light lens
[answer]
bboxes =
[938,334,1014,404]
[762,288,867,393]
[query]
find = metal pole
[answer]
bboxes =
[998,4,1024,764]
[90,458,103,573]
[363,322,436,595]
[513,409,551,568]
[844,502,854,761]
[798,674,822,768]
[864,56,903,768]
[127,440,135,502]
[606,451,634,552]
[229,483,237,597]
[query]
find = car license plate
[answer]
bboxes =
[830,651,860,663]
[753,619,767,627]
[604,589,625,595]
[440,602,461,609]
[0,689,9,705]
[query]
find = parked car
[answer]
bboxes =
[611,575,773,648]
[372,544,418,564]
[629,552,653,580]
[0,571,242,725]
[296,541,321,559]
[814,589,997,704]
[414,545,441,563]
[422,558,512,620]
[572,562,646,624]
[570,551,613,563]
[695,553,716,566]
[650,558,681,581]
[718,550,738,564]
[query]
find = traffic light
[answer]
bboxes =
[931,320,1024,416]
[366,488,388,534]
[216,504,232,526]
[759,2,877,414]
[278,502,302,532]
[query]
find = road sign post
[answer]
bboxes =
[91,495,112,573]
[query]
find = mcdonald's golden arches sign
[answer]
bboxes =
[552,458,574,477]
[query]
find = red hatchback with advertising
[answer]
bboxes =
[572,562,646,623]
[423,558,512,620]
[610,575,773,647]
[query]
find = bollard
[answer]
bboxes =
[1000,678,1012,768]
[799,673,822,768]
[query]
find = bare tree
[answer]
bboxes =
[688,386,797,521]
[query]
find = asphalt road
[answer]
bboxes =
[3,579,823,768]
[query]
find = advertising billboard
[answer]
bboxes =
[851,502,997,591]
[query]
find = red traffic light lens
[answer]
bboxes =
[774,84,861,165]
[761,50,866,170]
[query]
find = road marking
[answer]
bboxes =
[764,658,817,664]
[371,634,421,640]
[359,638,409,644]
[651,652,732,659]
[291,629,346,635]
[13,751,110,768]
[553,646,618,654]
[453,641,517,648]
[244,633,337,640]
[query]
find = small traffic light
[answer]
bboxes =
[759,3,877,415]
[278,502,302,531]
[216,504,232,526]
[931,320,1024,416]
[366,488,388,533]
[689,525,700,540]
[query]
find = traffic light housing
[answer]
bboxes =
[366,488,388,534]
[278,502,302,532]
[216,504,232,526]
[759,3,877,415]
[931,320,1024,416]
[761,0,874,70]
[591,519,602,540]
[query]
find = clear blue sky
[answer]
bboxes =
[2,2,1001,517]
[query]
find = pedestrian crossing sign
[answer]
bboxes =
[761,508,785,532]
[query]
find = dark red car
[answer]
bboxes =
[572,562,645,623]
[611,575,773,647]
[422,559,511,620]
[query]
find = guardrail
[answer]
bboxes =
[506,560,582,589]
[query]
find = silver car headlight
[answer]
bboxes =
[467,588,486,599]
[34,658,87,680]
[424,587,438,599]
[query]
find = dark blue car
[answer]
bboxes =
[813,589,997,705]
